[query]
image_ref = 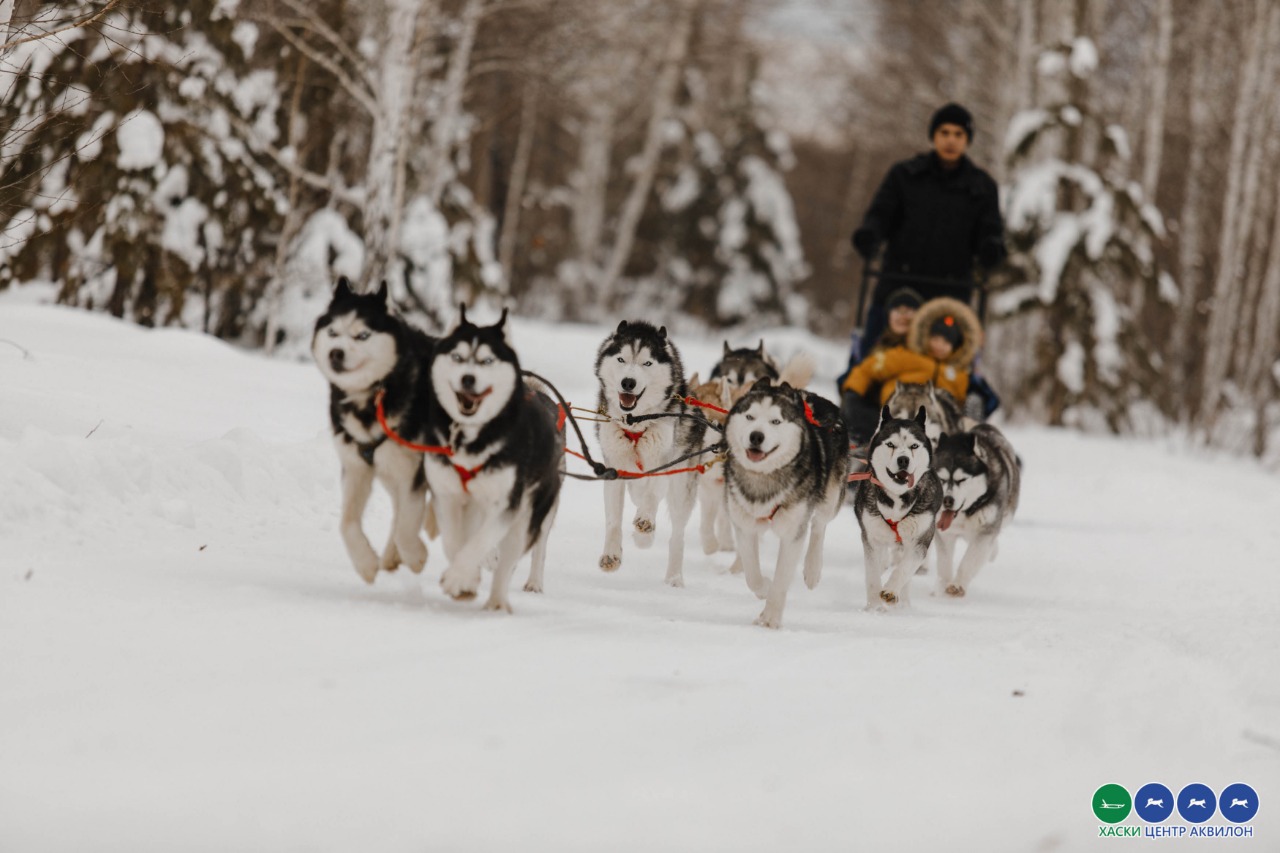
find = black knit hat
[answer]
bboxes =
[929,314,964,349]
[929,103,974,141]
[884,286,923,312]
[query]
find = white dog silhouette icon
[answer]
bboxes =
[1230,798,1249,809]
[1146,798,1164,808]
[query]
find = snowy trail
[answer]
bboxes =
[2,305,1277,851]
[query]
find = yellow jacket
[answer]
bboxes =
[841,296,982,404]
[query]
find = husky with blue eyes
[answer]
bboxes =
[423,306,565,612]
[593,320,708,587]
[722,379,850,629]
[311,277,437,584]
[853,405,942,609]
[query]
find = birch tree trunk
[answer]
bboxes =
[498,83,538,285]
[1140,0,1172,201]
[597,0,696,301]
[1171,0,1216,397]
[1198,0,1269,420]
[424,0,484,206]
[572,100,615,264]
[360,0,430,291]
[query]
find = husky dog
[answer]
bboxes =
[853,406,942,608]
[886,381,971,447]
[690,351,818,557]
[312,278,435,584]
[932,424,1020,597]
[594,321,708,586]
[424,307,564,611]
[723,380,849,629]
[711,340,779,388]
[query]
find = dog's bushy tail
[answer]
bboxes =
[777,351,816,390]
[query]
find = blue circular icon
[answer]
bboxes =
[1219,783,1258,823]
[1177,784,1217,822]
[1135,783,1174,823]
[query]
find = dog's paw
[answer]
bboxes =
[633,518,655,549]
[753,610,782,629]
[945,584,965,598]
[599,553,621,572]
[745,574,768,600]
[700,532,719,555]
[663,573,685,588]
[482,597,513,614]
[351,549,379,585]
[523,580,543,594]
[803,562,822,590]
[440,568,479,601]
[380,542,402,573]
[727,555,744,575]
[879,590,898,604]
[399,537,428,574]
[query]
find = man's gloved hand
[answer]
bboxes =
[978,237,1006,269]
[851,228,880,261]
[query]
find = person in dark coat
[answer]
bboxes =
[851,103,1006,358]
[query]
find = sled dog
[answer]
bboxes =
[932,424,1020,598]
[853,406,942,608]
[711,340,779,388]
[886,380,971,447]
[594,321,708,586]
[723,379,850,628]
[312,278,435,584]
[424,307,564,611]
[690,350,818,557]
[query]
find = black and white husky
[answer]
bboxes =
[932,425,1021,597]
[594,321,708,587]
[312,278,435,584]
[723,380,850,629]
[424,307,565,611]
[853,406,942,608]
[886,381,969,448]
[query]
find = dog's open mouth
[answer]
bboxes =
[455,388,492,416]
[938,509,956,531]
[888,470,916,488]
[746,446,775,463]
[618,390,643,411]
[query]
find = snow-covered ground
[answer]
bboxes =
[2,303,1277,851]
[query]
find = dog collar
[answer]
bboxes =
[451,460,486,493]
[882,515,903,544]
[621,427,646,444]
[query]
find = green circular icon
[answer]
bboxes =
[1093,784,1132,823]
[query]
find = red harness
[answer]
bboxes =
[847,470,904,543]
[756,503,782,525]
[620,427,646,471]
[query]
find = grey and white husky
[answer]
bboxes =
[710,340,779,389]
[886,381,970,448]
[932,424,1021,598]
[424,307,565,612]
[312,278,435,584]
[723,380,850,629]
[853,406,942,608]
[594,320,708,587]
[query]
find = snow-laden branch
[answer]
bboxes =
[268,0,375,94]
[0,0,122,51]
[220,110,364,210]
[266,20,378,116]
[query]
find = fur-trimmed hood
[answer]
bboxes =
[908,297,982,368]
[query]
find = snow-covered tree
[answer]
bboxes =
[995,35,1175,431]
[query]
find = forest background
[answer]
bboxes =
[2,0,1278,460]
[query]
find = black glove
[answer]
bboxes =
[978,238,1006,269]
[851,227,879,261]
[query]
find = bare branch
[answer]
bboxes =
[0,0,123,51]
[219,110,365,210]
[256,0,374,92]
[267,20,378,116]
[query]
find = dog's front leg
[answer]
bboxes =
[434,491,466,562]
[756,530,804,629]
[883,539,929,604]
[949,533,995,597]
[732,521,767,599]
[336,441,379,583]
[803,517,828,590]
[663,471,696,587]
[698,474,721,555]
[375,447,428,574]
[440,503,510,601]
[629,477,662,548]
[599,479,625,571]
[862,536,886,608]
[524,496,559,593]
[485,514,532,613]
[933,531,957,595]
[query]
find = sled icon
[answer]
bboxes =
[1098,800,1126,810]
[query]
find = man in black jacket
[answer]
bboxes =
[851,103,1006,357]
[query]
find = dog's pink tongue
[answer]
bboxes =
[907,472,916,488]
[939,509,956,531]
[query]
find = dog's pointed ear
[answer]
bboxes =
[756,376,774,390]
[617,320,629,334]
[689,371,700,387]
[915,406,928,427]
[776,380,792,392]
[756,339,765,355]
[880,405,892,426]
[964,433,979,455]
[723,340,732,355]
[459,303,470,326]
[495,307,508,330]
[375,280,388,304]
[658,325,667,339]
[334,277,354,300]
